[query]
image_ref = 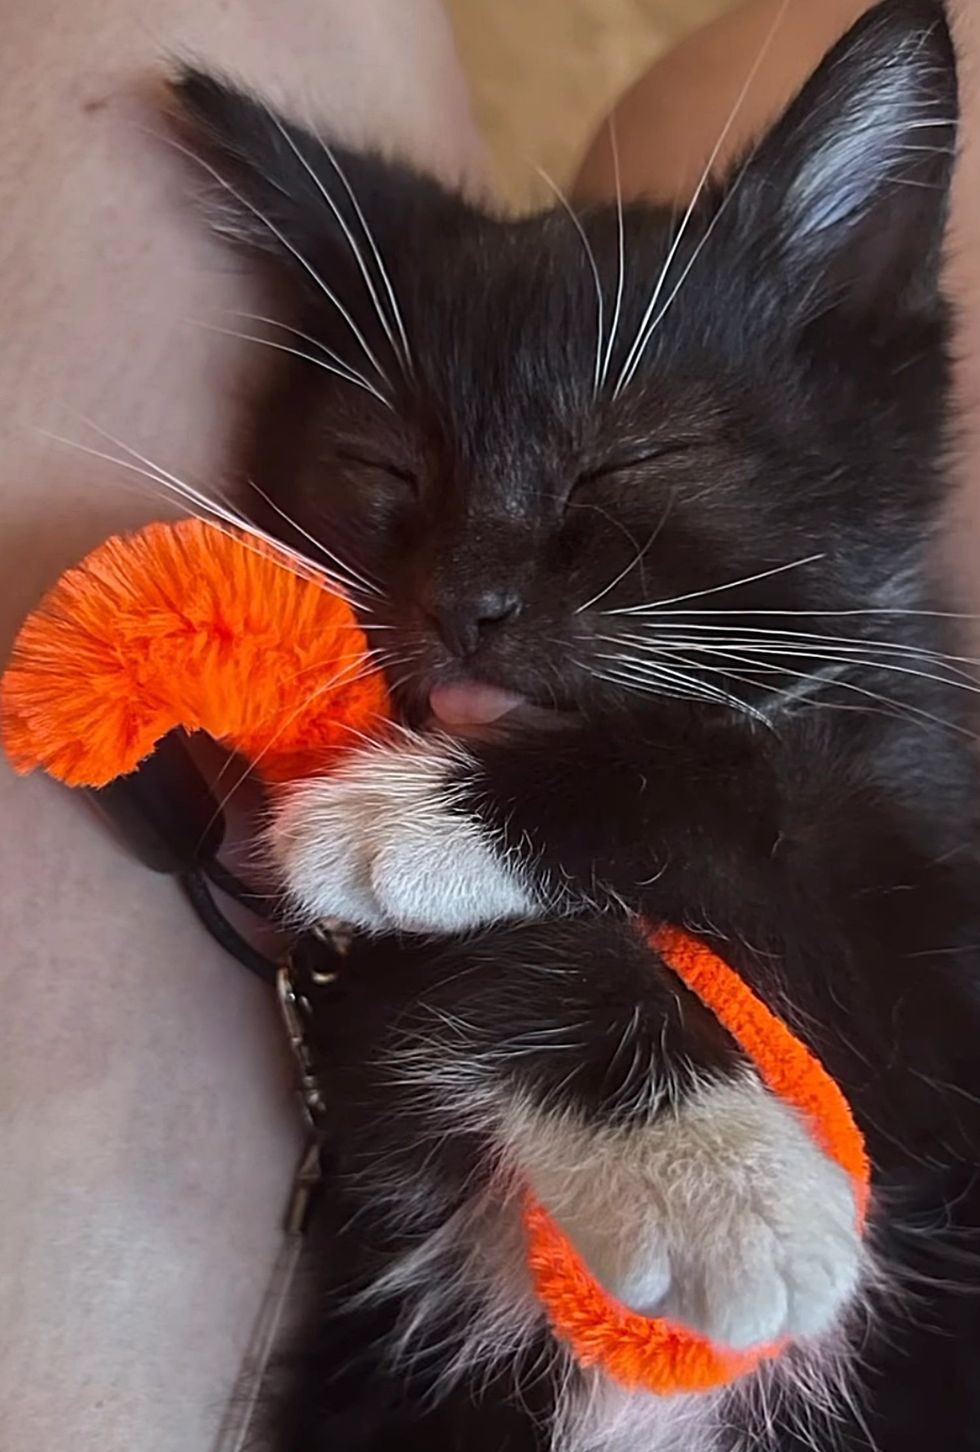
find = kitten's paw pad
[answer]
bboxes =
[518,1077,863,1351]
[269,735,541,933]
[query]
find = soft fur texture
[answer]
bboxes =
[173,2,980,1447]
[517,1080,862,1351]
[270,733,543,930]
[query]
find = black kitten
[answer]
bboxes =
[175,2,980,1448]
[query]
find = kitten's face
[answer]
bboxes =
[179,0,957,730]
[254,222,840,725]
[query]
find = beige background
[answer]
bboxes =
[446,0,736,203]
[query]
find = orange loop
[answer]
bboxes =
[524,923,870,1395]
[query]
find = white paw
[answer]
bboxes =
[510,1076,864,1351]
[268,734,543,934]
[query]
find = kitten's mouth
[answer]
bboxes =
[428,680,526,730]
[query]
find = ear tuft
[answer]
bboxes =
[168,64,470,291]
[786,8,956,240]
[730,0,958,317]
[168,64,331,254]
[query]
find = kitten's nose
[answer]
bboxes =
[434,589,521,658]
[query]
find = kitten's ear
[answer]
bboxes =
[169,66,464,278]
[729,0,958,317]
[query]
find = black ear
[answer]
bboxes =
[169,65,465,280]
[728,0,958,319]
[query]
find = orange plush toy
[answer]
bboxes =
[1,518,390,788]
[0,516,870,1398]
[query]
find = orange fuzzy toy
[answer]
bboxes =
[0,516,870,1397]
[1,519,389,787]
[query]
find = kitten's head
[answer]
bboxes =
[175,0,959,732]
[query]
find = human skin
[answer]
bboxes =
[0,4,483,1449]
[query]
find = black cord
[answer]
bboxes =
[202,857,278,921]
[180,868,279,984]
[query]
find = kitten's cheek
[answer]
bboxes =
[267,737,545,933]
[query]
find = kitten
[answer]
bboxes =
[175,1,980,1447]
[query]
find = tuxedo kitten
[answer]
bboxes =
[175,2,980,1447]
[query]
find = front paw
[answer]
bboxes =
[513,1075,864,1351]
[268,734,543,934]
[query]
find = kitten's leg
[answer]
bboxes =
[267,724,735,933]
[306,920,865,1359]
[270,743,863,1348]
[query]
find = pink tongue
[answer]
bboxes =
[429,681,525,727]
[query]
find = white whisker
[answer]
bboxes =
[613,629,980,689]
[613,0,791,397]
[218,310,384,395]
[595,624,980,735]
[648,638,980,701]
[585,663,712,710]
[41,426,372,607]
[187,317,392,409]
[613,604,980,621]
[658,642,975,739]
[598,116,625,393]
[535,165,604,396]
[599,662,771,727]
[311,123,414,375]
[591,658,708,703]
[574,494,674,615]
[615,137,757,382]
[266,108,410,377]
[615,620,980,671]
[165,134,390,386]
[604,553,824,614]
[656,651,854,719]
[242,477,385,599]
[593,651,769,725]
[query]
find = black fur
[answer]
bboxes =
[174,2,980,1446]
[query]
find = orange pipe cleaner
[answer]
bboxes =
[525,922,870,1394]
[0,517,870,1396]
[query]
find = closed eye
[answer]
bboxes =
[336,448,419,492]
[576,445,693,487]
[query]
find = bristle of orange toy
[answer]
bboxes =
[0,518,389,787]
[525,923,871,1395]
